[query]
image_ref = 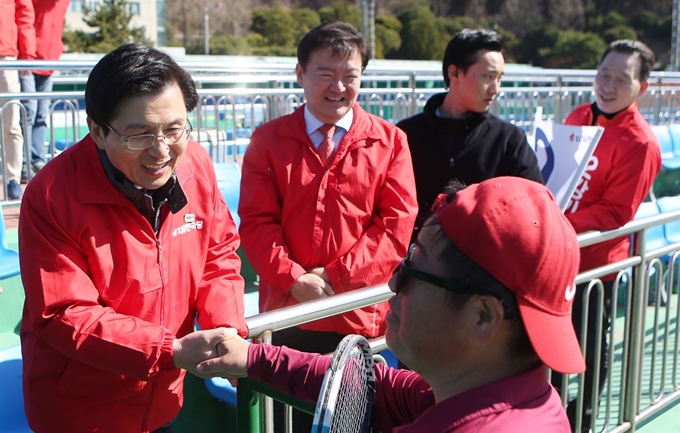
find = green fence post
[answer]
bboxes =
[237,379,261,433]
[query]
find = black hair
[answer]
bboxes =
[85,43,199,134]
[600,39,655,82]
[441,29,503,88]
[297,21,370,72]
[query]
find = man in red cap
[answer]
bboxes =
[192,176,585,432]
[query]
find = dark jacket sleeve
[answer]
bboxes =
[506,127,544,184]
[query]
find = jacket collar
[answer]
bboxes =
[280,104,383,151]
[303,105,354,134]
[97,147,187,216]
[590,102,639,128]
[423,92,488,126]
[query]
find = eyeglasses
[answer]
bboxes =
[105,120,193,150]
[393,243,517,320]
[394,244,477,295]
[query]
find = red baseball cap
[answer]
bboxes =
[434,177,585,374]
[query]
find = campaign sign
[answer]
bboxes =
[532,120,603,211]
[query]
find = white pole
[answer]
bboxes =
[204,6,210,56]
[673,0,679,70]
[369,0,375,59]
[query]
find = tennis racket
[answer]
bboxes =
[311,334,376,433]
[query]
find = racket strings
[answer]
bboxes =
[329,348,372,433]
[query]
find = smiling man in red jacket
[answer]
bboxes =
[19,44,248,433]
[551,39,662,433]
[238,20,417,432]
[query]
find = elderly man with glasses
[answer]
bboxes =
[19,43,247,433]
[191,176,586,432]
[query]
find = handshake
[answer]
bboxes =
[172,328,250,384]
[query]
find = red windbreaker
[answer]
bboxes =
[565,103,661,275]
[19,136,248,432]
[0,0,36,59]
[32,0,69,75]
[239,104,417,337]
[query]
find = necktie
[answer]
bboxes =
[317,123,336,164]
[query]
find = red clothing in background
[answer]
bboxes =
[0,0,36,58]
[565,103,661,276]
[32,0,69,75]
[239,104,417,337]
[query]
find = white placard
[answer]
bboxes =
[532,120,603,211]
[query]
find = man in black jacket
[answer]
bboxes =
[397,29,543,240]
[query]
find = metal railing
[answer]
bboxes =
[2,81,680,200]
[235,210,680,433]
[0,60,680,165]
[3,60,680,199]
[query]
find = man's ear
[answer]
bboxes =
[87,117,106,150]
[471,295,505,340]
[448,65,459,82]
[295,63,304,88]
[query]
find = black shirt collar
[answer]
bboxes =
[97,148,188,231]
[424,92,486,134]
[591,103,625,125]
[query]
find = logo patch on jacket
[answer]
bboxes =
[173,219,204,236]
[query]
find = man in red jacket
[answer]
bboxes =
[551,39,662,433]
[238,20,417,432]
[20,43,247,433]
[19,0,69,174]
[0,0,35,199]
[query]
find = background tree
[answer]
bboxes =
[218,0,253,38]
[157,0,672,68]
[375,16,402,59]
[63,0,151,53]
[247,6,297,56]
[548,0,585,30]
[208,35,252,55]
[166,0,250,49]
[377,0,430,17]
[318,2,361,29]
[497,0,544,38]
[291,8,322,42]
[516,24,560,66]
[540,30,606,69]
[436,15,483,43]
[398,6,444,60]
[603,25,638,43]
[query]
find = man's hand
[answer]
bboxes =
[307,266,330,282]
[289,272,335,302]
[196,331,251,385]
[173,328,239,377]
